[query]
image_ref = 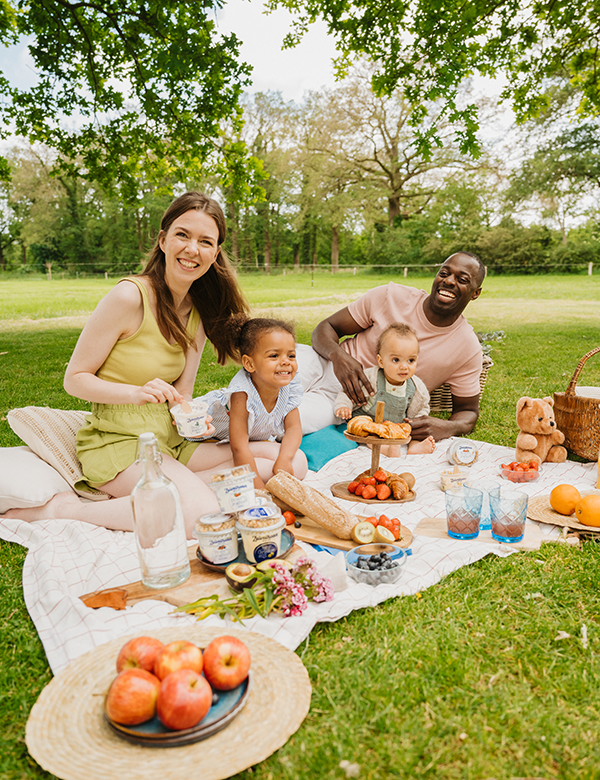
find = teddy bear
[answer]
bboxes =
[515,396,567,465]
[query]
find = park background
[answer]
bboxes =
[2,2,600,779]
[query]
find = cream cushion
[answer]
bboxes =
[7,406,110,501]
[0,446,73,513]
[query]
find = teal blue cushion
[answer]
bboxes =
[300,423,358,472]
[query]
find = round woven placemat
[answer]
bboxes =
[528,489,600,533]
[26,626,311,780]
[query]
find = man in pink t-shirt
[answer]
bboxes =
[297,252,485,439]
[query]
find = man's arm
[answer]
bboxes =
[406,394,480,441]
[311,307,375,405]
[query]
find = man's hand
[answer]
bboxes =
[331,351,374,406]
[406,394,479,441]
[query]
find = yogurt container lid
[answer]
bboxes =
[210,464,254,483]
[195,511,234,528]
[238,506,282,524]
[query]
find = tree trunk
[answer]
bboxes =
[293,244,300,270]
[388,195,400,227]
[311,224,318,270]
[331,225,339,273]
[264,225,272,275]
[227,198,239,260]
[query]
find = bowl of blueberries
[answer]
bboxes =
[345,543,407,585]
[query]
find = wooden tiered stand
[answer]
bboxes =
[331,401,416,505]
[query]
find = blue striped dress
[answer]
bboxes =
[195,369,303,442]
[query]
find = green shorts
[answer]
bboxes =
[75,402,200,490]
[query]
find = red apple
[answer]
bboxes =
[153,640,203,680]
[156,669,212,730]
[202,635,251,691]
[105,668,161,725]
[116,636,164,673]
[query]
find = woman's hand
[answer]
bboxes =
[134,378,183,406]
[335,407,352,420]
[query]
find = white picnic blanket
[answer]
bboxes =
[1,439,596,675]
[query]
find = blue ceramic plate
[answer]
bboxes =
[196,528,295,572]
[105,672,251,748]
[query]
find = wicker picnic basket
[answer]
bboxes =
[553,346,600,461]
[429,352,493,413]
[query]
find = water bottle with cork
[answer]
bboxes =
[130,432,191,589]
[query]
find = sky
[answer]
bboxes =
[215,0,339,102]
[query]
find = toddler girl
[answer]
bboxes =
[195,317,308,489]
[334,322,436,457]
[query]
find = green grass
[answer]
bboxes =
[2,274,600,779]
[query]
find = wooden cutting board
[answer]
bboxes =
[414,516,549,551]
[292,514,413,551]
[81,542,306,609]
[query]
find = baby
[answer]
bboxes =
[334,322,436,457]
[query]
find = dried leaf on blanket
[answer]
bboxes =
[81,589,128,610]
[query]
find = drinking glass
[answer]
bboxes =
[489,488,528,543]
[445,485,484,540]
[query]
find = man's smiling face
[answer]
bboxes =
[427,253,483,321]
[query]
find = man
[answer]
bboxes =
[296,252,485,439]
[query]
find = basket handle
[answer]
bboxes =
[565,346,600,396]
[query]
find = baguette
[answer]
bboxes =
[266,472,356,540]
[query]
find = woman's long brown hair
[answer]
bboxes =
[143,192,249,364]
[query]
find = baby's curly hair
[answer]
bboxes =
[229,316,296,361]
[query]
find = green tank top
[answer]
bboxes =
[96,277,200,387]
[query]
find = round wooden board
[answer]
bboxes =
[344,431,411,445]
[528,489,600,533]
[331,481,416,504]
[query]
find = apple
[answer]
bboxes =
[156,669,212,730]
[153,640,203,680]
[202,635,251,691]
[105,668,161,725]
[116,636,164,673]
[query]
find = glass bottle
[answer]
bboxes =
[130,432,191,589]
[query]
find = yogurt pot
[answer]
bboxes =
[171,401,209,438]
[210,465,256,514]
[447,439,479,467]
[236,506,285,563]
[193,512,238,565]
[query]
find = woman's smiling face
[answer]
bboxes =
[159,209,221,288]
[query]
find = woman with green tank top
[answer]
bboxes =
[10,193,291,537]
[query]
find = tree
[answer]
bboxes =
[0,1,253,193]
[506,123,600,243]
[267,0,600,157]
[303,66,485,228]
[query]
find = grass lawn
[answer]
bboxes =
[1,272,600,779]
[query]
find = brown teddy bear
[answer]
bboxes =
[515,396,567,465]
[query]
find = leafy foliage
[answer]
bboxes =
[0,1,258,195]
[267,0,600,157]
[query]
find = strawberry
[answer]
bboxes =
[376,483,392,501]
[361,485,377,500]
[347,481,360,494]
[373,469,388,483]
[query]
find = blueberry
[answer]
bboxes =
[294,521,301,528]
[212,691,219,706]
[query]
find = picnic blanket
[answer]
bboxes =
[1,438,596,675]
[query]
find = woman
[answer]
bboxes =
[8,192,293,536]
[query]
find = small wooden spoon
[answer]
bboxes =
[180,399,193,413]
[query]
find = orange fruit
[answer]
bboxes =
[574,494,600,527]
[549,484,581,516]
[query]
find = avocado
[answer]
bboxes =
[225,562,258,592]
[255,558,293,573]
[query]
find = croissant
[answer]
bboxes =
[347,416,411,440]
[386,474,409,500]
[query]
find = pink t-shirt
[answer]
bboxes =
[344,283,482,397]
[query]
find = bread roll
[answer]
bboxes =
[266,472,356,540]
